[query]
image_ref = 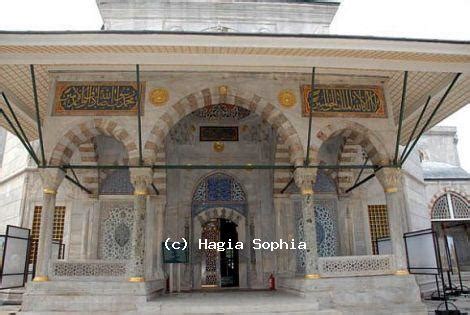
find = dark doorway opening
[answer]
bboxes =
[219,219,239,287]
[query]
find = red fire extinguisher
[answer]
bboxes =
[268,273,275,290]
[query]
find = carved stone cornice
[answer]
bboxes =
[375,168,401,193]
[39,168,65,194]
[130,168,154,195]
[294,168,317,195]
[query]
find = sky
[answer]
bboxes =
[0,0,469,170]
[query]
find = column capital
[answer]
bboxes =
[130,168,154,195]
[376,167,401,193]
[294,168,317,195]
[39,168,65,194]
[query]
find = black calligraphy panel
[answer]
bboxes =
[54,82,145,116]
[200,126,239,142]
[301,85,387,118]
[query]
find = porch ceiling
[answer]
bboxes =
[0,31,469,145]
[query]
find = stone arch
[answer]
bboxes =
[314,120,390,165]
[142,86,304,166]
[49,119,138,166]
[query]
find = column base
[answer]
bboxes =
[395,269,409,276]
[128,277,145,282]
[304,274,320,279]
[32,276,49,282]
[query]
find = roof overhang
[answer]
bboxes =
[0,31,469,73]
[0,31,469,144]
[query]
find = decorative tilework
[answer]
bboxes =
[99,200,134,260]
[295,197,338,271]
[99,169,133,195]
[192,173,247,217]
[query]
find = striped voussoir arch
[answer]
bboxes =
[142,86,305,167]
[428,187,469,212]
[315,121,390,166]
[49,119,138,166]
[315,121,390,194]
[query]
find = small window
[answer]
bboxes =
[368,205,390,255]
[30,206,66,263]
[431,192,469,221]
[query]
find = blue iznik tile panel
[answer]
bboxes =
[192,173,247,217]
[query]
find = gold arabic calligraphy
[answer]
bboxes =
[301,85,386,118]
[54,82,145,116]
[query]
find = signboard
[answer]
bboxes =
[300,84,387,118]
[0,225,31,289]
[54,81,145,116]
[162,242,188,264]
[404,229,439,275]
[200,126,239,141]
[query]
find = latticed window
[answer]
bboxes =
[368,205,390,255]
[431,192,469,221]
[30,206,66,263]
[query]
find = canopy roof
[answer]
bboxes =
[0,31,469,144]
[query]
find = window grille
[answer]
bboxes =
[30,206,66,263]
[431,192,469,221]
[368,205,389,255]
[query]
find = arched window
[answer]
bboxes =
[192,173,247,217]
[431,192,469,221]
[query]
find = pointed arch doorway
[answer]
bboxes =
[192,173,248,289]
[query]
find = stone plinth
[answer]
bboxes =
[21,279,164,313]
[278,275,427,315]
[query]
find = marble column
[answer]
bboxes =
[155,196,166,279]
[129,168,153,282]
[376,167,408,274]
[294,168,320,279]
[338,193,352,256]
[33,169,64,282]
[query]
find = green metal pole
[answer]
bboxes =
[136,64,143,165]
[394,71,408,166]
[0,108,40,165]
[30,65,46,166]
[305,66,315,166]
[399,95,431,163]
[1,92,35,155]
[401,73,461,164]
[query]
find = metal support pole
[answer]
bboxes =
[305,67,315,166]
[394,71,408,166]
[1,92,35,155]
[136,65,143,165]
[400,95,431,162]
[30,65,46,166]
[401,72,461,164]
[345,166,384,193]
[280,177,294,194]
[44,163,392,170]
[352,157,369,187]
[64,174,93,195]
[151,183,160,195]
[0,108,40,165]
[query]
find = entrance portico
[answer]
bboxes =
[0,26,468,313]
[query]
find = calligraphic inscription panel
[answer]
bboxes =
[301,85,386,118]
[200,126,239,141]
[54,81,145,116]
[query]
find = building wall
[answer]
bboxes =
[417,126,460,166]
[0,131,30,233]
